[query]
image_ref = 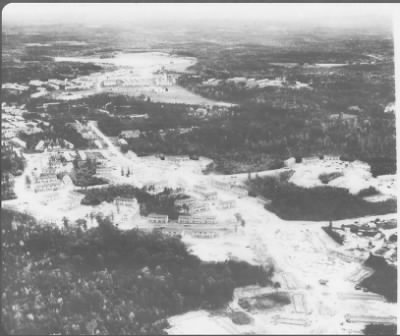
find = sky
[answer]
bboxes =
[2,3,396,30]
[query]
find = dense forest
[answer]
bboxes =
[246,173,397,221]
[2,209,273,335]
[92,97,395,174]
[1,143,25,200]
[363,323,397,335]
[360,254,397,303]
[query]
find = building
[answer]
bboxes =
[284,157,296,168]
[86,152,108,168]
[384,102,395,114]
[120,130,141,139]
[193,184,207,192]
[118,138,128,146]
[148,214,169,224]
[218,200,236,210]
[2,83,29,94]
[178,215,217,225]
[62,151,75,162]
[114,196,137,208]
[33,174,61,193]
[175,197,197,208]
[29,80,45,87]
[328,113,358,128]
[302,156,320,164]
[324,155,340,161]
[96,166,114,176]
[48,154,63,169]
[62,175,73,186]
[196,190,218,201]
[158,227,183,237]
[190,203,211,214]
[188,229,220,239]
[77,151,87,161]
[9,138,27,149]
[102,79,123,87]
[35,140,45,152]
[231,187,248,197]
[114,197,139,216]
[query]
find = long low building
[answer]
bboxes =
[178,215,216,225]
[175,197,197,207]
[156,223,233,239]
[190,203,211,214]
[33,174,61,193]
[148,213,169,224]
[114,196,138,208]
[217,199,236,209]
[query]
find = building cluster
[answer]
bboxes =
[28,78,94,97]
[331,218,397,266]
[31,170,61,193]
[34,138,74,152]
[217,199,236,210]
[146,182,240,239]
[2,83,29,94]
[2,103,42,142]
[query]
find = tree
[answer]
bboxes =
[25,175,31,188]
[76,218,87,231]
[62,217,69,230]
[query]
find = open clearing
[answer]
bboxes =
[53,52,233,106]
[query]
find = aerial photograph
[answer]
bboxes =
[1,3,398,335]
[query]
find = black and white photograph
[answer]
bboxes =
[1,3,398,335]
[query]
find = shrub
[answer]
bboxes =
[364,324,397,335]
[319,172,343,184]
[357,186,379,197]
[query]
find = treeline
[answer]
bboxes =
[360,254,397,303]
[94,97,395,174]
[247,174,397,221]
[2,209,273,335]
[364,323,397,335]
[365,157,397,177]
[80,184,187,220]
[2,60,103,84]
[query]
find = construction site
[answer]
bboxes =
[2,115,397,335]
